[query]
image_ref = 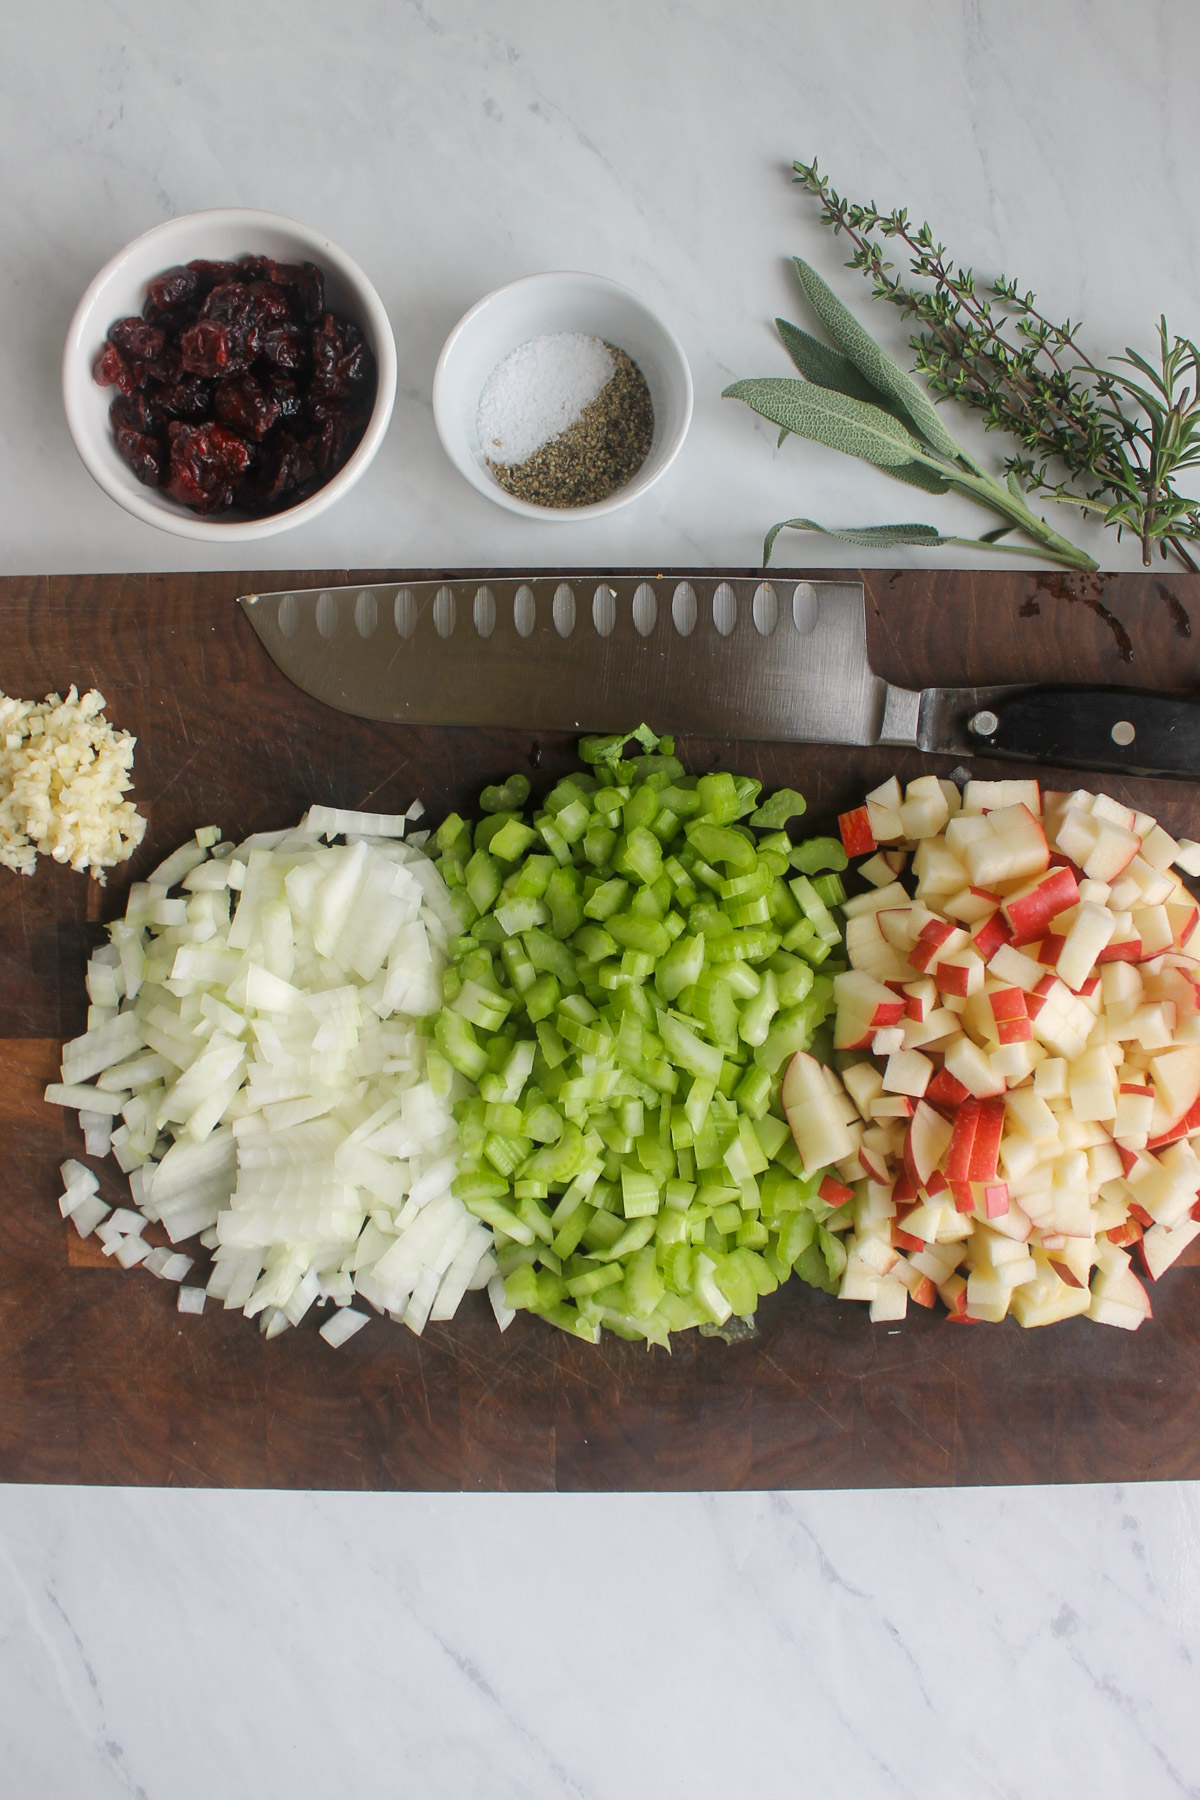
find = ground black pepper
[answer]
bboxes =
[487,343,654,508]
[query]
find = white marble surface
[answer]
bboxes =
[3,0,1199,577]
[4,2,1200,1794]
[1,1482,1199,1799]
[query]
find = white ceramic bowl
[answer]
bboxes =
[62,208,397,542]
[432,272,693,519]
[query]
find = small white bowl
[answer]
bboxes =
[432,272,693,519]
[62,207,397,542]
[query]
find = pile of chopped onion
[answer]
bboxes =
[0,686,146,880]
[45,805,500,1342]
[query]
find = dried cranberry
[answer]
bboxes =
[245,280,293,328]
[259,321,308,372]
[93,343,134,393]
[107,317,166,365]
[199,281,263,362]
[155,374,214,420]
[165,420,252,512]
[310,314,374,400]
[186,259,242,291]
[265,374,304,423]
[306,396,369,471]
[237,429,317,509]
[144,264,201,319]
[214,370,281,442]
[110,391,164,435]
[114,424,164,487]
[179,319,234,377]
[95,249,374,519]
[297,262,324,323]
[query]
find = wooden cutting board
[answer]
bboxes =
[3,565,1199,1492]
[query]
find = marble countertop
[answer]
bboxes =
[3,1,1200,1794]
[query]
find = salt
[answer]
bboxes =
[477,333,615,466]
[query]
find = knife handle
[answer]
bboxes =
[967,685,1200,779]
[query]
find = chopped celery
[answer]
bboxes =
[434,735,843,1344]
[480,774,532,813]
[748,787,807,829]
[789,836,848,875]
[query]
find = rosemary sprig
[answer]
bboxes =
[793,157,1200,571]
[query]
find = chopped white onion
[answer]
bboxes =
[47,804,491,1344]
[318,1306,370,1348]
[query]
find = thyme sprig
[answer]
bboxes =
[793,157,1200,571]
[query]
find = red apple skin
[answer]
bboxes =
[891,1224,924,1253]
[818,1175,854,1207]
[983,1181,1010,1219]
[997,1017,1033,1045]
[893,1171,921,1204]
[973,913,1013,960]
[1037,935,1066,968]
[1097,938,1143,964]
[944,1097,981,1180]
[967,1098,1006,1182]
[839,807,876,858]
[1001,866,1080,946]
[908,939,940,973]
[1048,1257,1086,1289]
[989,988,1027,1023]
[926,1170,949,1196]
[926,1068,971,1113]
[911,1275,938,1308]
[919,917,958,948]
[1128,1201,1155,1226]
[1108,1221,1144,1250]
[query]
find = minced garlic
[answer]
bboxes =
[0,687,146,882]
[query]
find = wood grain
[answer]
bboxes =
[2,566,1199,1491]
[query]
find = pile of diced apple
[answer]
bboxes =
[781,774,1200,1329]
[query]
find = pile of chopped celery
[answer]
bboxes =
[431,728,853,1345]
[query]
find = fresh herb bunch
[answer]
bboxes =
[793,157,1200,571]
[723,258,1097,571]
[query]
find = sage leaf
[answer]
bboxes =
[793,258,963,462]
[723,378,928,471]
[775,318,902,414]
[890,459,952,495]
[763,517,949,562]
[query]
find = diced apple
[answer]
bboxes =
[1140,1216,1200,1280]
[842,1060,885,1122]
[841,881,910,919]
[839,806,876,858]
[782,1051,856,1173]
[943,1034,1006,1098]
[868,1277,910,1322]
[1173,838,1200,878]
[1067,1044,1117,1122]
[987,942,1047,993]
[1083,818,1143,882]
[912,837,968,899]
[882,1048,932,1098]
[963,778,1042,815]
[899,775,951,841]
[1001,865,1081,946]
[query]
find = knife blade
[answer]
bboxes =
[237,573,1200,779]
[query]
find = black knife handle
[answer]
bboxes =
[967,686,1200,779]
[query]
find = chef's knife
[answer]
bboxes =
[238,573,1200,779]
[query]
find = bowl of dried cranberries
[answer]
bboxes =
[63,208,397,540]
